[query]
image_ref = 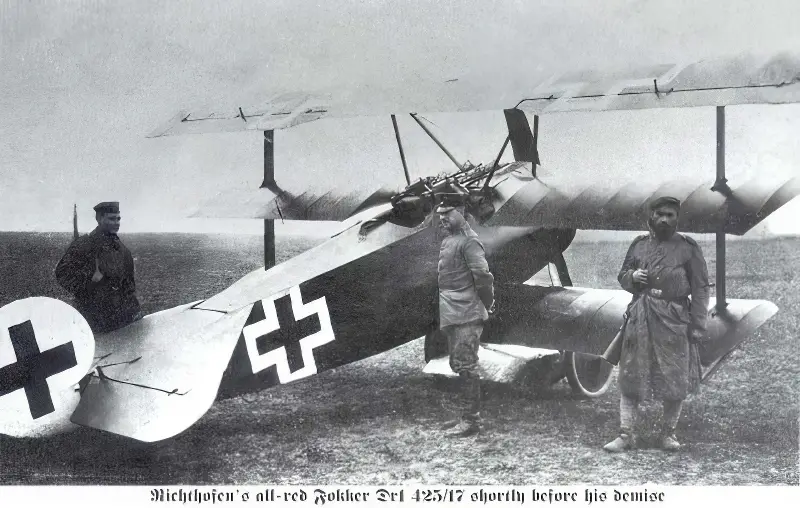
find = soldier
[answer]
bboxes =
[55,201,142,334]
[604,196,709,453]
[435,194,495,437]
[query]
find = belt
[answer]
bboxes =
[645,288,689,303]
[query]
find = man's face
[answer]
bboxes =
[650,205,678,238]
[98,212,121,234]
[439,209,464,233]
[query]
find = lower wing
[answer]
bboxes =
[486,284,776,367]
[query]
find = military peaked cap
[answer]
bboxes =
[434,193,467,213]
[93,201,120,214]
[648,196,681,211]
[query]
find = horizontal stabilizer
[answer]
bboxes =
[487,172,800,235]
[70,303,250,442]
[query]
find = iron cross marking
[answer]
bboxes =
[0,320,78,419]
[256,294,321,373]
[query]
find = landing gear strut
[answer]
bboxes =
[549,252,616,398]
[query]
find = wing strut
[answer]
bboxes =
[549,253,573,287]
[409,113,463,171]
[262,130,276,270]
[391,115,411,186]
[713,107,728,311]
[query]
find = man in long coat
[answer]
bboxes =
[55,201,142,334]
[604,196,709,452]
[435,194,495,437]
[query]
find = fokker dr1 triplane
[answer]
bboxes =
[1,51,799,442]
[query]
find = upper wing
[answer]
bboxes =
[149,52,800,138]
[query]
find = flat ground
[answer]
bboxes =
[0,232,797,485]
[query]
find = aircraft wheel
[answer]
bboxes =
[565,352,614,398]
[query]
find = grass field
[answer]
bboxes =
[0,231,797,485]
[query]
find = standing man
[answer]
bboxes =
[435,194,495,437]
[55,202,142,334]
[604,196,709,453]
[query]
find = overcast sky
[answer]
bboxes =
[1,0,798,236]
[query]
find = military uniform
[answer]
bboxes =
[55,204,141,334]
[436,199,494,436]
[438,222,495,371]
[605,195,710,452]
[617,232,708,401]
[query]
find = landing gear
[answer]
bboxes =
[564,351,614,398]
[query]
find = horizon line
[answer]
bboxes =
[2,229,797,242]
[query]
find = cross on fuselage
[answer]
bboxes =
[0,320,78,419]
[256,294,321,373]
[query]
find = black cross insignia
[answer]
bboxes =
[255,294,321,373]
[0,320,78,419]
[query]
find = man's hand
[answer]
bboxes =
[91,258,104,283]
[632,269,649,286]
[689,328,706,344]
[488,300,497,316]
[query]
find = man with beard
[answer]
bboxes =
[435,194,495,437]
[604,196,709,452]
[55,201,142,334]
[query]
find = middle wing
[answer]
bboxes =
[191,166,799,236]
[485,169,800,235]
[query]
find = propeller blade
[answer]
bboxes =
[503,109,540,166]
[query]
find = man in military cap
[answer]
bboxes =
[55,202,142,334]
[604,196,709,452]
[435,193,495,437]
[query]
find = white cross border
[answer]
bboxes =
[242,286,335,384]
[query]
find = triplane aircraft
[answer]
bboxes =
[1,52,799,443]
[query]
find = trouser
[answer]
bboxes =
[620,394,683,434]
[442,321,483,422]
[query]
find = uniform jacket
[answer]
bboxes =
[55,228,141,333]
[437,224,494,328]
[617,232,710,401]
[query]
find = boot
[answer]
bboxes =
[445,419,480,437]
[439,418,461,430]
[661,400,683,451]
[603,430,636,453]
[660,427,681,451]
[445,372,481,438]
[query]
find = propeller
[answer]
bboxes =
[503,108,540,176]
